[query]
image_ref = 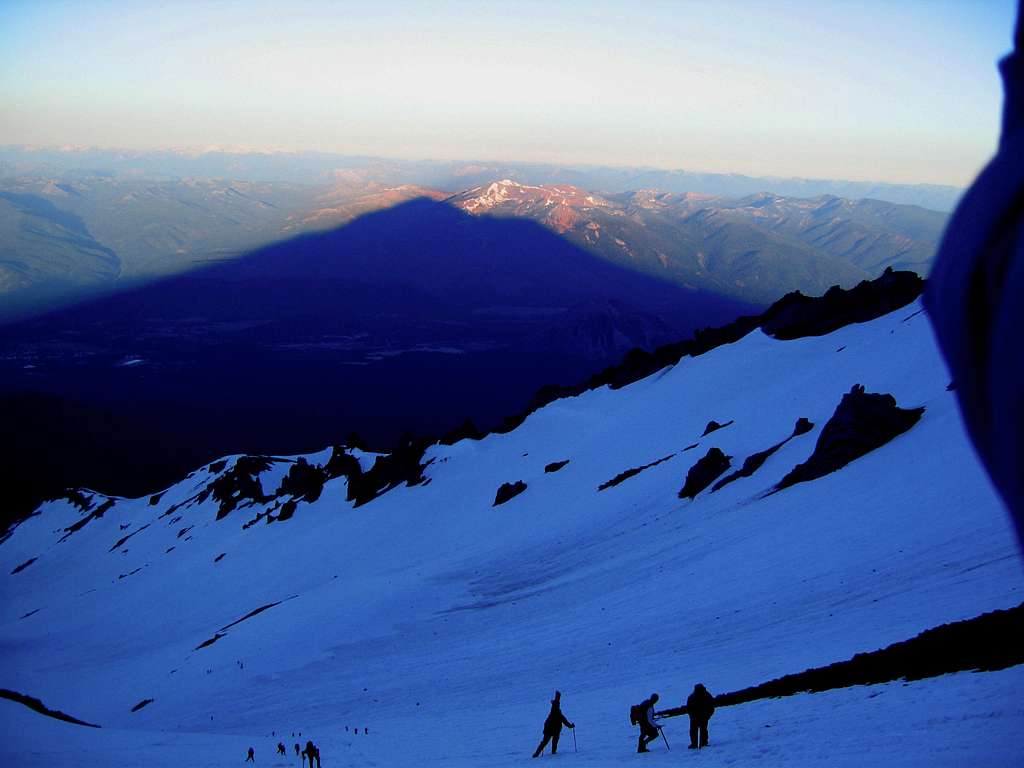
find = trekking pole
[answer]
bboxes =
[572,727,578,753]
[658,725,670,751]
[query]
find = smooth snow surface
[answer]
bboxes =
[2,301,1022,766]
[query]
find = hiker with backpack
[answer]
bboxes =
[686,683,715,749]
[302,740,321,768]
[631,693,662,753]
[532,690,575,757]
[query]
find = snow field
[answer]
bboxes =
[1,300,1022,766]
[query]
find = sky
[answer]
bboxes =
[0,0,1018,186]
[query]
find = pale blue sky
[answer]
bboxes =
[0,0,1017,185]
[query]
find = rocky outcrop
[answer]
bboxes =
[493,481,527,506]
[679,448,732,500]
[712,418,815,492]
[761,268,924,340]
[775,386,924,491]
[277,458,328,503]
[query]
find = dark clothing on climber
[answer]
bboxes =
[686,684,715,749]
[533,690,575,757]
[302,741,321,768]
[636,693,661,753]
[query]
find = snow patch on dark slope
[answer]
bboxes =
[1,271,1022,766]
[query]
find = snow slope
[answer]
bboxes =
[2,300,1022,766]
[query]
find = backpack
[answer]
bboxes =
[629,703,645,725]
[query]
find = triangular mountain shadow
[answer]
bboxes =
[13,197,753,329]
[0,199,754,529]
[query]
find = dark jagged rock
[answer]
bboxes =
[148,492,164,506]
[658,602,1024,719]
[679,448,732,500]
[775,385,924,491]
[683,442,699,452]
[62,489,92,511]
[440,419,485,445]
[544,460,570,473]
[276,458,328,503]
[487,271,921,448]
[761,268,923,340]
[11,557,37,575]
[213,553,226,563]
[599,454,675,491]
[218,600,285,632]
[276,499,297,521]
[713,417,816,492]
[131,699,154,712]
[347,436,428,507]
[194,633,224,650]
[792,417,814,436]
[701,419,733,436]
[108,523,150,553]
[59,497,115,542]
[208,460,227,474]
[713,446,783,492]
[325,446,362,480]
[203,456,276,520]
[0,689,100,728]
[493,481,527,506]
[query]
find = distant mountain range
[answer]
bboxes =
[0,145,965,210]
[0,173,947,319]
[445,180,946,304]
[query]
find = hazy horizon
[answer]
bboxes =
[1,1,1017,187]
[0,142,973,191]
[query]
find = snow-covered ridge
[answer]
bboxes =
[450,178,613,218]
[1,299,1022,767]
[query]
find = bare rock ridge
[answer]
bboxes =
[678,448,732,500]
[496,268,924,438]
[658,602,1024,718]
[0,689,101,728]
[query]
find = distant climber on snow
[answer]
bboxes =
[276,742,286,755]
[294,743,301,757]
[532,689,575,757]
[245,746,255,762]
[631,692,661,753]
[686,683,715,749]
